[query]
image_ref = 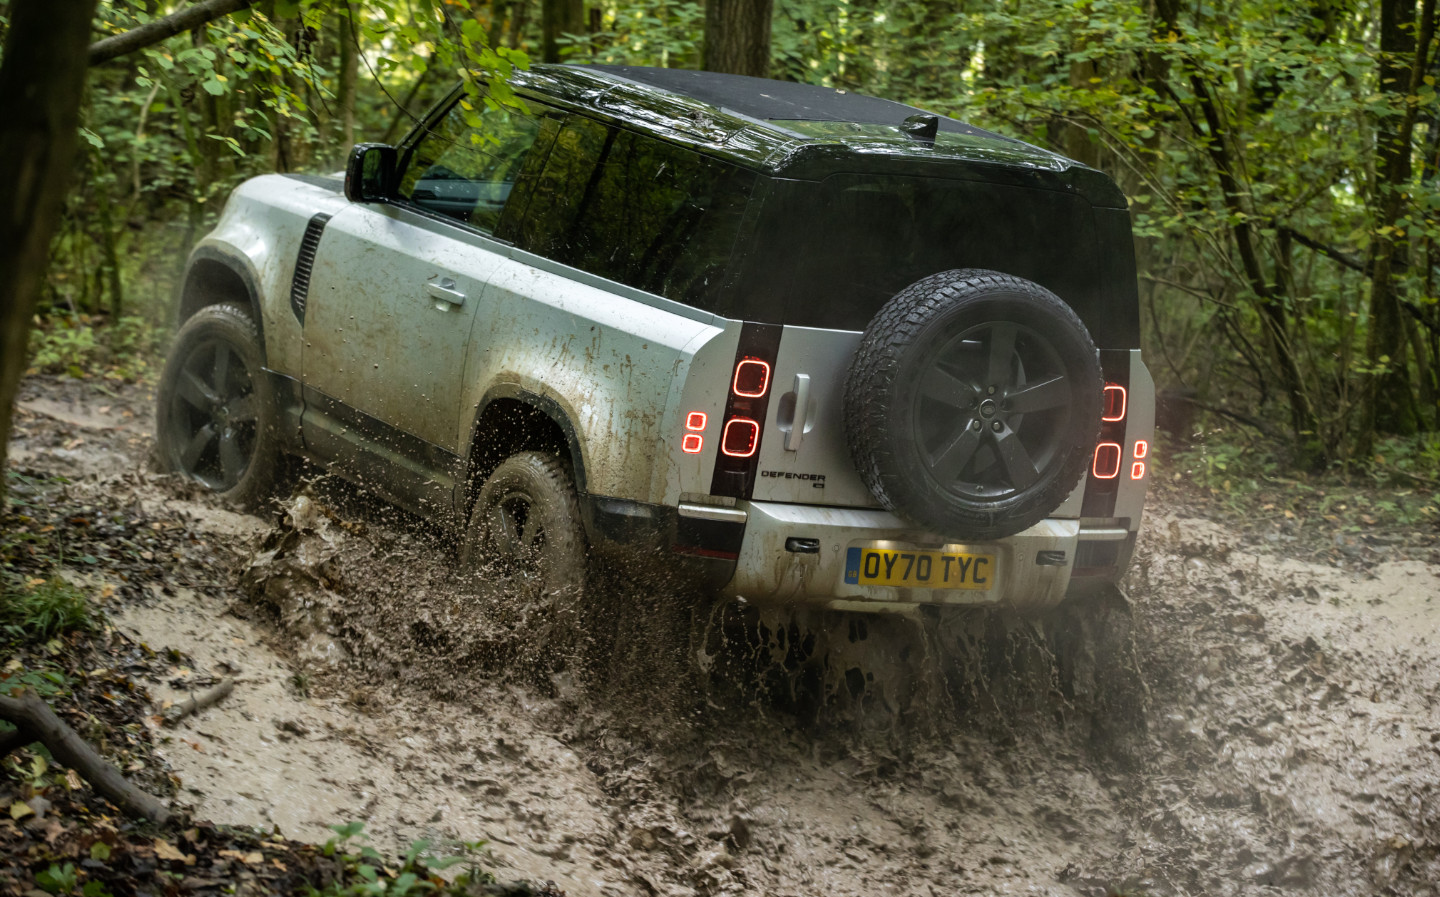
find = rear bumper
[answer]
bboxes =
[717,500,1134,612]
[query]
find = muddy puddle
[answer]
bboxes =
[10,375,1440,896]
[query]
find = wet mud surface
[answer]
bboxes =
[9,374,1440,896]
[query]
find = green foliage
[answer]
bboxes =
[562,1,705,68]
[28,315,163,382]
[0,577,96,642]
[309,823,495,896]
[33,862,112,897]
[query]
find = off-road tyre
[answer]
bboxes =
[155,303,281,509]
[845,269,1102,540]
[462,451,590,664]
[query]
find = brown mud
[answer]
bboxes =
[9,373,1440,896]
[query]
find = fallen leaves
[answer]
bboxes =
[153,838,194,863]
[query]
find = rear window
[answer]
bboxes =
[725,173,1136,347]
[515,116,756,309]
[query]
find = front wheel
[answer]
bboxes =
[155,304,281,509]
[461,451,590,664]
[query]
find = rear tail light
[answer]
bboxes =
[721,418,760,457]
[1084,355,1141,516]
[681,411,707,453]
[1093,381,1134,481]
[1102,384,1127,422]
[731,358,771,398]
[1093,442,1122,479]
[709,324,783,498]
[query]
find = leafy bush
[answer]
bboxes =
[28,315,163,381]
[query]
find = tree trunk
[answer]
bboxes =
[338,3,359,149]
[703,0,774,77]
[541,0,584,63]
[1359,0,1435,451]
[0,0,97,508]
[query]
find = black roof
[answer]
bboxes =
[501,65,1121,204]
[584,65,1001,140]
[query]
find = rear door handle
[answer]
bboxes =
[785,373,811,451]
[426,277,466,308]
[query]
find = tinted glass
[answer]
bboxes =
[517,117,756,308]
[727,174,1132,346]
[397,98,547,233]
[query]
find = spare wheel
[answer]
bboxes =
[844,269,1102,541]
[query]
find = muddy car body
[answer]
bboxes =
[159,64,1153,614]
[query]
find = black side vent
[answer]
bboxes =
[289,213,332,325]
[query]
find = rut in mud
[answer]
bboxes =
[10,374,1440,896]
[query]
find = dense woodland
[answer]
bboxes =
[5,0,1440,480]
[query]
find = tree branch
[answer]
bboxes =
[1278,226,1367,273]
[0,689,172,823]
[88,0,253,66]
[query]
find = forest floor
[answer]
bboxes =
[5,372,1440,897]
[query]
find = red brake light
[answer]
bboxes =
[1133,439,1148,459]
[685,411,707,431]
[682,434,703,454]
[1093,442,1122,479]
[732,358,771,398]
[1131,461,1146,479]
[1102,384,1127,422]
[721,418,760,457]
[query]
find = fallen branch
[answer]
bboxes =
[0,689,171,823]
[163,678,234,727]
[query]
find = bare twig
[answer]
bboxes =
[1181,395,1284,438]
[0,689,171,823]
[163,678,234,727]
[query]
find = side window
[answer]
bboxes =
[396,97,549,233]
[517,118,756,308]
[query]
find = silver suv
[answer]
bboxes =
[156,64,1153,615]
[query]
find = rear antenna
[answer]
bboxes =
[900,113,938,144]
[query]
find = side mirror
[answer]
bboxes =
[344,143,397,202]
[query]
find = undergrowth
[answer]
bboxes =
[307,823,498,896]
[0,577,96,643]
[26,314,164,383]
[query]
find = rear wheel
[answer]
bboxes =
[155,304,280,509]
[461,452,589,663]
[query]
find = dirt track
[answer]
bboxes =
[10,374,1440,896]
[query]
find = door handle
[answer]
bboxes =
[426,277,466,307]
[785,373,811,451]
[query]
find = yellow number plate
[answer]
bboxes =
[843,547,995,590]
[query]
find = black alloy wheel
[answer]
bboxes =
[913,320,1072,500]
[155,304,280,508]
[165,338,259,491]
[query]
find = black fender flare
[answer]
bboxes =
[466,385,589,496]
[180,245,267,360]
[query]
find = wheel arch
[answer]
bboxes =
[178,246,266,359]
[464,386,589,510]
